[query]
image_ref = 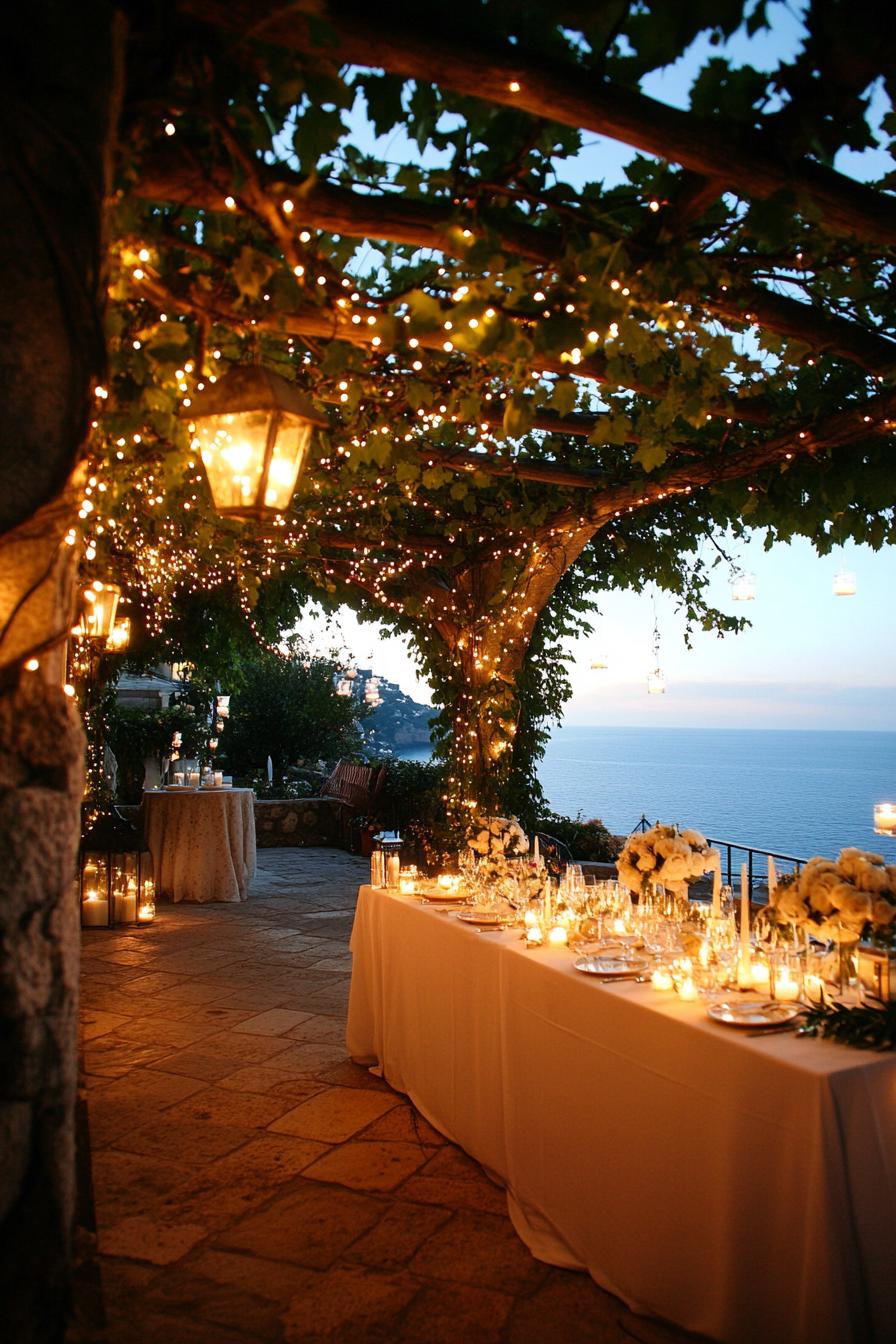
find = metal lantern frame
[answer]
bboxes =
[79,810,155,929]
[73,581,122,643]
[186,366,328,520]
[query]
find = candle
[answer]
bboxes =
[398,873,417,895]
[611,916,628,937]
[533,836,541,868]
[214,771,223,787]
[547,924,568,947]
[137,903,155,923]
[774,969,800,1002]
[114,890,136,923]
[544,879,552,930]
[437,874,460,893]
[82,894,109,927]
[188,771,200,788]
[767,855,777,897]
[173,771,184,787]
[750,958,770,990]
[712,853,721,917]
[651,968,674,991]
[677,976,699,1001]
[526,924,543,946]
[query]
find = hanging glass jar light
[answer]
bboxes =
[186,366,328,519]
[647,668,667,695]
[73,581,121,642]
[590,653,609,670]
[730,571,757,601]
[833,571,857,597]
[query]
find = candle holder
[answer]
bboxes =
[80,810,154,929]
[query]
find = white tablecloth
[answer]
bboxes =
[347,886,896,1344]
[143,789,256,903]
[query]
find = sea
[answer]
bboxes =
[396,726,896,862]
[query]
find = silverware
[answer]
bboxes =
[597,973,651,984]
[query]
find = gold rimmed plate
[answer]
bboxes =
[706,1000,802,1029]
[575,955,650,977]
[456,908,509,927]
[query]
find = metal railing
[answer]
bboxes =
[631,815,808,901]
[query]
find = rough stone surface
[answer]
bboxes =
[253,799,342,848]
[80,848,704,1343]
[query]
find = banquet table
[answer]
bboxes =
[142,788,256,903]
[347,885,896,1344]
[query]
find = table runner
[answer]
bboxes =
[347,885,896,1344]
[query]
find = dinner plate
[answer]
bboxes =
[419,887,465,902]
[163,785,196,792]
[456,908,508,927]
[574,955,650,976]
[706,1000,802,1029]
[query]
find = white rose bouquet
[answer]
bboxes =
[617,823,719,898]
[770,848,896,944]
[467,815,532,890]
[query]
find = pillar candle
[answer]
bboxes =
[767,855,777,897]
[533,836,541,869]
[544,879,552,930]
[114,891,137,923]
[712,853,721,917]
[82,896,109,927]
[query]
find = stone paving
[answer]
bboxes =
[78,848,701,1344]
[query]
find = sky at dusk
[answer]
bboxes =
[298,3,896,733]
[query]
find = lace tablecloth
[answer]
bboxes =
[143,788,256,903]
[348,884,896,1344]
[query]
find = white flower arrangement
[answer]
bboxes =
[468,815,529,860]
[467,815,536,893]
[617,823,719,898]
[770,848,896,943]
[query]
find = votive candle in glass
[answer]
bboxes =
[651,968,674,991]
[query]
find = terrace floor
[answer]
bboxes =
[76,848,699,1344]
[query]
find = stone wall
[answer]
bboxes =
[254,797,343,848]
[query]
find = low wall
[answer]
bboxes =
[254,797,342,847]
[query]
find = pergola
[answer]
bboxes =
[0,3,893,1338]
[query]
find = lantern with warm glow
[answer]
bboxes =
[873,803,896,836]
[730,571,757,601]
[107,617,131,652]
[73,581,121,642]
[79,810,154,929]
[590,653,609,669]
[833,571,857,597]
[647,668,666,695]
[187,366,328,519]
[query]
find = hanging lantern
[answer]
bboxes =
[73,581,121,642]
[186,366,328,519]
[335,678,353,697]
[590,653,609,670]
[833,571,857,597]
[79,810,154,928]
[730,571,757,601]
[873,803,896,837]
[647,668,667,695]
[107,617,131,652]
[216,695,231,719]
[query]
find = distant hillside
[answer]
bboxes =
[352,669,435,754]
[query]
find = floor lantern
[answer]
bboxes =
[79,810,155,928]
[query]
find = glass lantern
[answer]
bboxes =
[590,653,609,669]
[730,571,757,601]
[873,803,896,837]
[79,810,154,928]
[647,667,667,695]
[371,831,402,889]
[73,581,122,642]
[833,570,857,597]
[187,366,328,519]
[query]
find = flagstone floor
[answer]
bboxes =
[78,848,701,1344]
